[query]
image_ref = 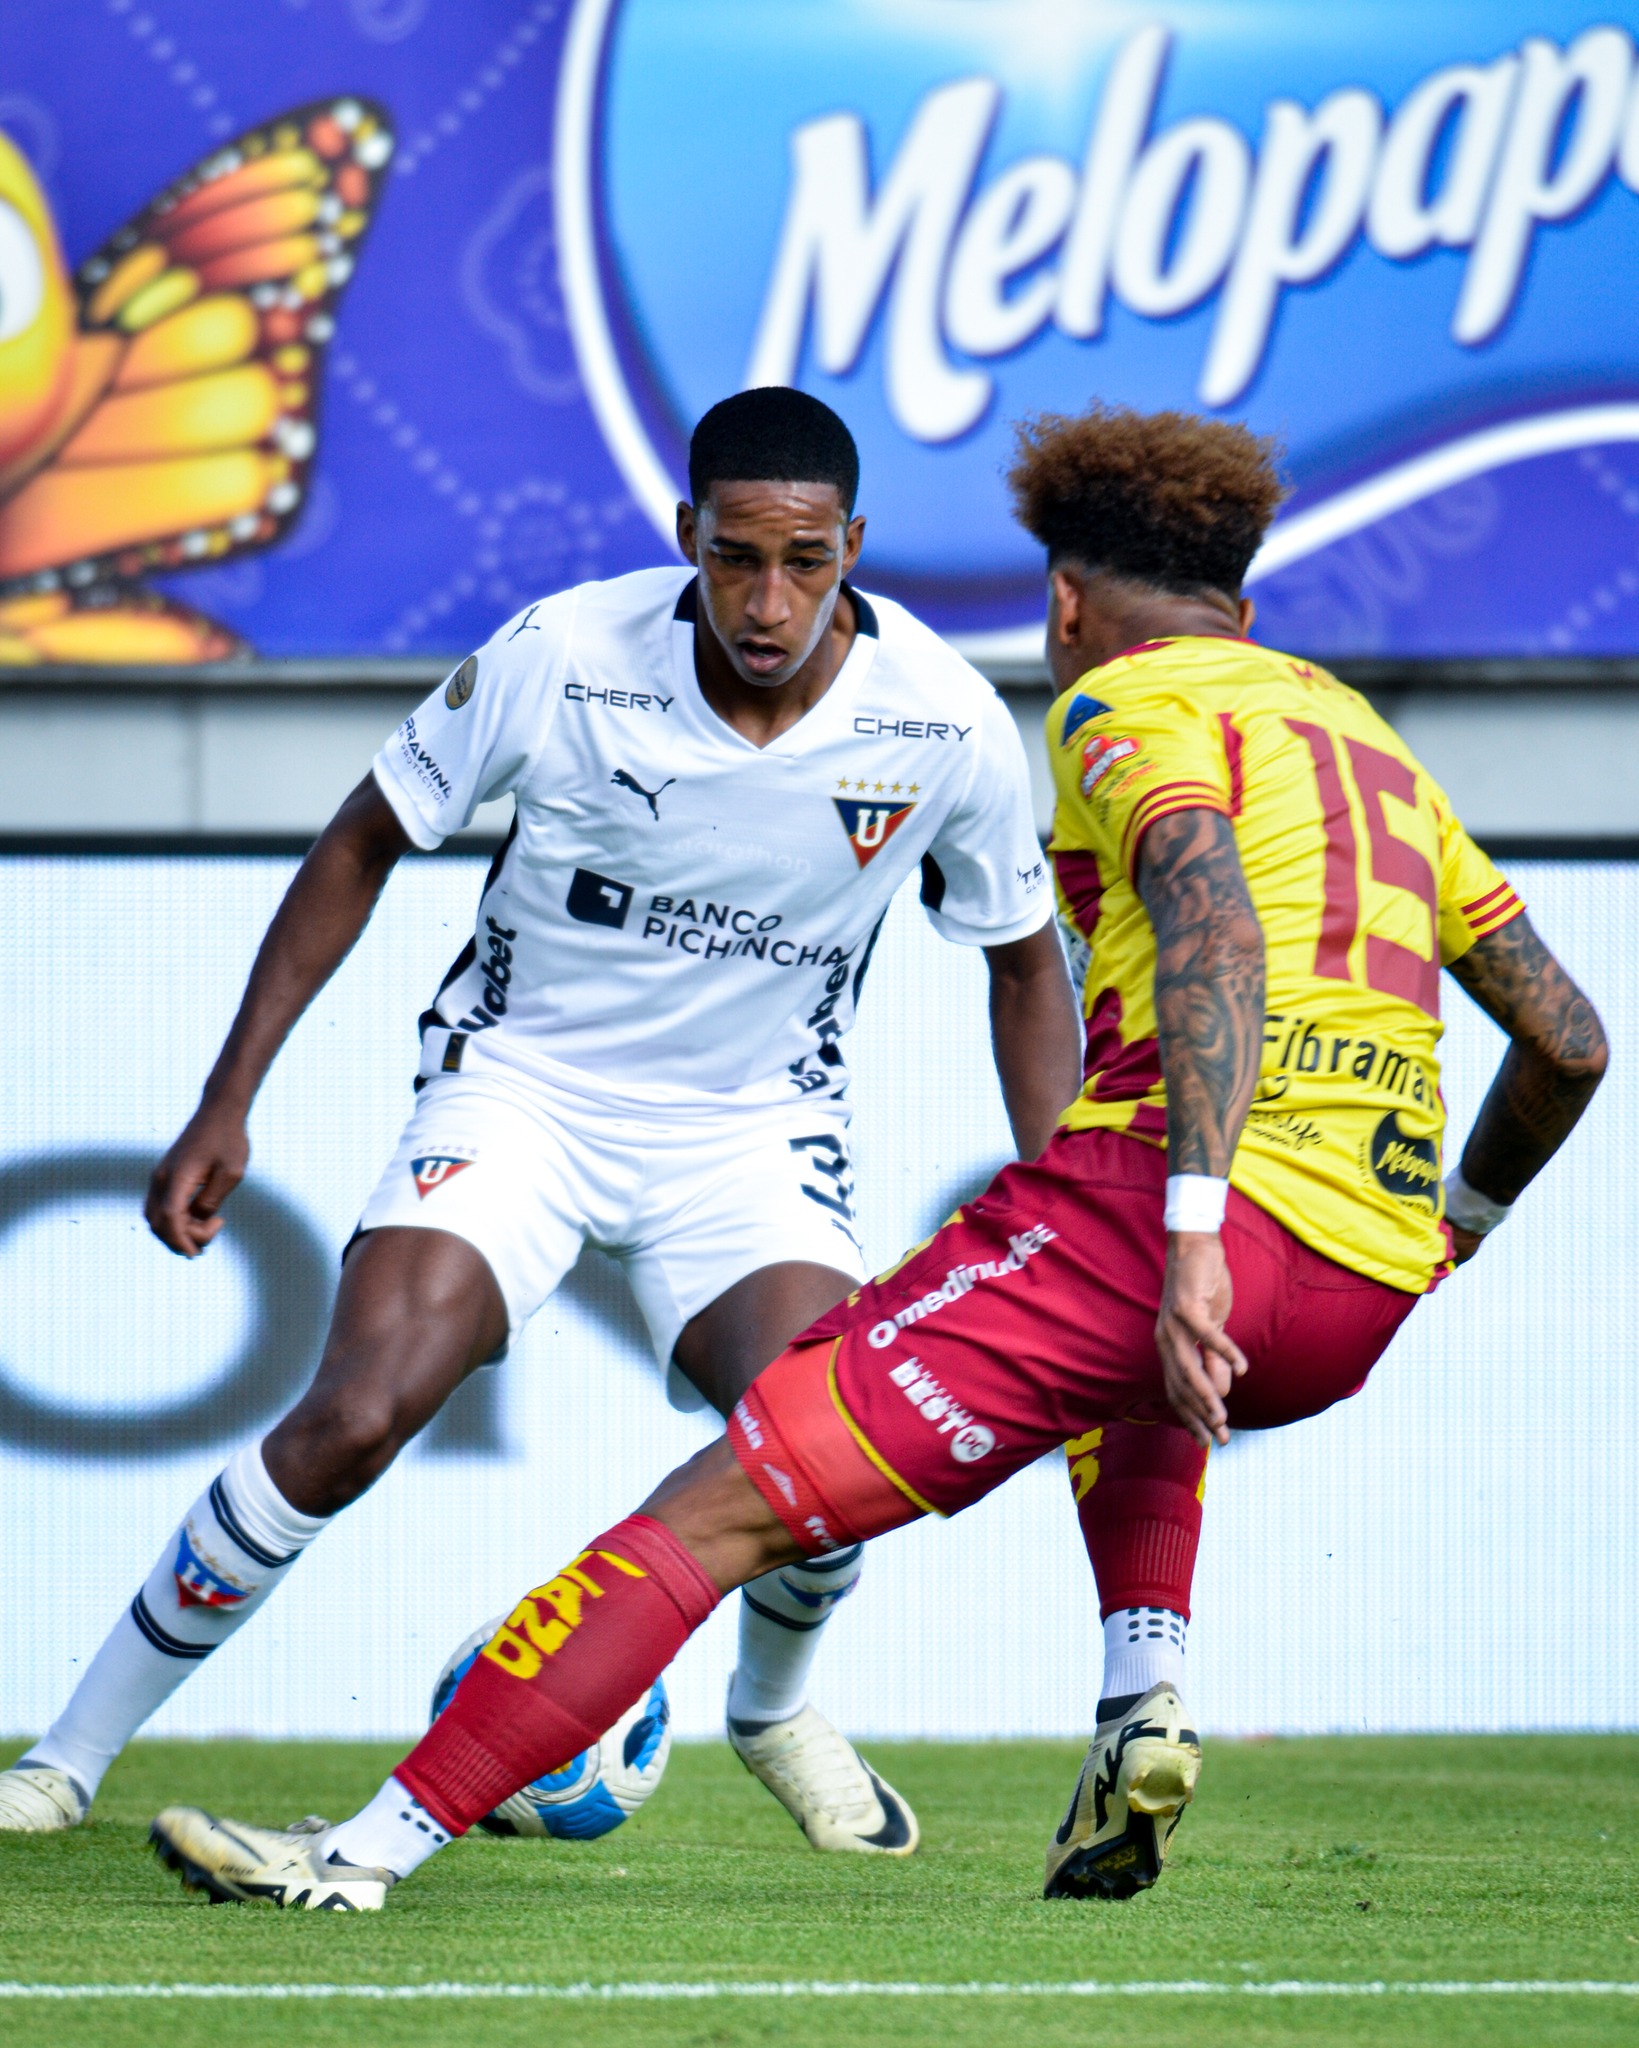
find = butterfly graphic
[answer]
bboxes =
[0,96,393,665]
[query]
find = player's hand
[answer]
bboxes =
[1448,1223,1485,1265]
[145,1102,250,1257]
[1155,1231,1247,1448]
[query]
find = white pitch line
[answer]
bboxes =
[0,1980,1636,2001]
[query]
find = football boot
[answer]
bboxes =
[0,1764,88,1832]
[1044,1682,1201,1900]
[727,1696,919,1856]
[150,1806,392,1910]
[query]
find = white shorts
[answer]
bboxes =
[356,1064,866,1409]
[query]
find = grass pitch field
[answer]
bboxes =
[0,1735,1634,2047]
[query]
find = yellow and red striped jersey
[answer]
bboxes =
[1048,636,1523,1294]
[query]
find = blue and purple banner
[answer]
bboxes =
[2,2,1637,660]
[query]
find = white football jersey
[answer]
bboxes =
[372,567,1048,1110]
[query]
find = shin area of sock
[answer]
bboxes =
[23,1444,329,1797]
[728,1544,864,1727]
[1067,1418,1207,1620]
[396,1514,720,1834]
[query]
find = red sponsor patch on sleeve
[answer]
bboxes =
[1080,733,1139,796]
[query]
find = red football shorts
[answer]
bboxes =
[728,1127,1419,1555]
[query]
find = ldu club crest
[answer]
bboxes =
[412,1155,474,1199]
[833,796,916,867]
[173,1522,251,1609]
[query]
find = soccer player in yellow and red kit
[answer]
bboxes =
[149,408,1609,1912]
[1026,408,1558,1895]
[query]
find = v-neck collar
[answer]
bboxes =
[669,577,881,757]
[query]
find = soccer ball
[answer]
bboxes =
[429,1618,671,1840]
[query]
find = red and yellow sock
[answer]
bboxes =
[396,1514,721,1835]
[1065,1418,1207,1620]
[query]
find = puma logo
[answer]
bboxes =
[611,768,675,819]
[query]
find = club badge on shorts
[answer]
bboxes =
[412,1155,474,1198]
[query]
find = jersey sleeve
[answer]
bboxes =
[1053,684,1231,883]
[919,684,1052,946]
[371,593,575,849]
[1431,785,1526,964]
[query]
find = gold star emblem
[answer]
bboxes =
[854,779,868,792]
[836,776,850,790]
[889,781,902,794]
[907,782,921,796]
[873,781,885,793]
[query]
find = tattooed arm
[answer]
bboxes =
[1445,912,1608,1262]
[1137,807,1267,1445]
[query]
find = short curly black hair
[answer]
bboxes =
[1007,405,1287,595]
[689,387,860,514]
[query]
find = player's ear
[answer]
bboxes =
[676,500,699,564]
[1237,595,1256,636]
[841,513,865,575]
[1050,565,1084,646]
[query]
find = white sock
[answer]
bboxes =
[1099,1606,1187,1713]
[324,1775,450,1879]
[22,1442,330,1798]
[726,1544,864,1728]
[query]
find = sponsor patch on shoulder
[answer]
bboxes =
[1061,692,1113,745]
[1080,733,1139,796]
[445,654,478,710]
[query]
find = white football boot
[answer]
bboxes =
[0,1764,89,1832]
[1043,1682,1201,1901]
[727,1696,919,1856]
[150,1807,392,1911]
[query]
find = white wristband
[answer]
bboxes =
[1164,1174,1229,1233]
[1443,1166,1513,1235]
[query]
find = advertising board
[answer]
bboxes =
[0,856,1632,1739]
[1,5,1638,661]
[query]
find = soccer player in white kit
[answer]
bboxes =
[0,389,1081,1851]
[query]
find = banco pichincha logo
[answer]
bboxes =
[558,1,1639,638]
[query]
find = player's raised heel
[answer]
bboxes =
[1043,1682,1201,1902]
[0,1765,89,1833]
[727,1697,919,1857]
[149,1806,392,1911]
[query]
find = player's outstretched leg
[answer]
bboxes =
[2,1227,504,1834]
[149,1437,807,1908]
[1045,1420,1207,1899]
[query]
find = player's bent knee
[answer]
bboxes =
[268,1383,423,1507]
[640,1439,801,1592]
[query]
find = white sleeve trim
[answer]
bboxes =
[371,757,444,852]
[924,892,1053,949]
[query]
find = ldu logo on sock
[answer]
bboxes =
[174,1523,251,1608]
